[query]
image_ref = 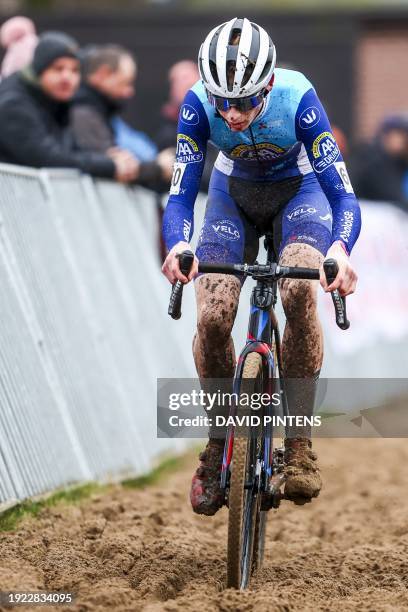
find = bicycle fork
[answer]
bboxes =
[221,278,283,492]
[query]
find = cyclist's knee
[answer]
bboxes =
[279,243,322,321]
[280,278,318,321]
[198,304,234,343]
[196,274,240,342]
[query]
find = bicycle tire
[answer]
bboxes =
[252,510,267,573]
[227,351,263,589]
[252,338,278,574]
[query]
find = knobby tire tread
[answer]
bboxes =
[227,351,263,589]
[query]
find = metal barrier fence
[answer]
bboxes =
[1,162,408,509]
[0,164,195,509]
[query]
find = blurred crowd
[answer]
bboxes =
[0,15,408,213]
[0,16,207,193]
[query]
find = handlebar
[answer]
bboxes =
[198,261,320,280]
[168,250,350,330]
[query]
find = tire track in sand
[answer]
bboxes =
[1,439,408,611]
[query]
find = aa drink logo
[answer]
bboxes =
[176,134,203,164]
[212,219,240,241]
[180,104,199,125]
[311,131,340,173]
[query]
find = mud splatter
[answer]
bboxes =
[193,274,241,379]
[279,243,324,377]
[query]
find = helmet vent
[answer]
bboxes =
[209,59,221,87]
[229,29,241,46]
[258,60,272,85]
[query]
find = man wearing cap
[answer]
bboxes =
[0,31,138,182]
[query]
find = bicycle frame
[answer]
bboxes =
[220,234,289,492]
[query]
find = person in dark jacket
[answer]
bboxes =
[71,44,173,188]
[348,115,408,211]
[0,31,138,182]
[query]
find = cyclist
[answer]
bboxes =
[162,18,361,514]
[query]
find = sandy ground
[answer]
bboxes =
[1,438,408,612]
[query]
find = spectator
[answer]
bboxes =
[155,59,217,191]
[0,16,38,78]
[71,44,172,188]
[348,114,408,210]
[0,31,137,182]
[156,60,200,151]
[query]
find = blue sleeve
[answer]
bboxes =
[295,88,361,254]
[162,90,210,251]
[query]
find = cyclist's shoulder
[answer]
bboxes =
[182,79,210,113]
[189,79,207,101]
[273,68,314,103]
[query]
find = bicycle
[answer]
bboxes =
[167,232,349,590]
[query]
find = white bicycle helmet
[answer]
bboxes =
[198,17,276,99]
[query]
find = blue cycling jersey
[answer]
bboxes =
[163,68,361,254]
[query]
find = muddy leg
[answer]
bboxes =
[190,274,241,515]
[279,242,323,436]
[192,273,241,441]
[279,242,323,502]
[193,273,241,379]
[279,243,324,378]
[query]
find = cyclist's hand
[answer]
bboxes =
[162,241,199,284]
[320,241,358,297]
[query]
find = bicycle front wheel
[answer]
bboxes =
[227,351,263,589]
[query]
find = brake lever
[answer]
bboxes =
[168,250,194,320]
[323,258,350,330]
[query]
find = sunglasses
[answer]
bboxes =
[206,90,267,113]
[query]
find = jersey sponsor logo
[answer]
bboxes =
[334,161,354,194]
[296,234,317,244]
[311,131,340,173]
[169,162,187,195]
[298,106,321,129]
[319,213,332,221]
[176,133,203,163]
[180,104,199,125]
[183,219,192,242]
[287,206,317,222]
[339,210,354,243]
[230,142,285,161]
[212,219,240,241]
